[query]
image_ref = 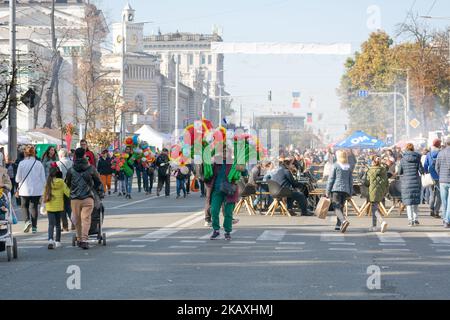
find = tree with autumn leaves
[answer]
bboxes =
[338,15,450,139]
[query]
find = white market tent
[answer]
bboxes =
[0,130,32,145]
[25,131,60,144]
[135,125,170,150]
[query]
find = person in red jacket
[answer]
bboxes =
[78,139,97,168]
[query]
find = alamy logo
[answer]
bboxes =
[366,265,381,290]
[66,265,81,290]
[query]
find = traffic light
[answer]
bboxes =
[268,90,272,102]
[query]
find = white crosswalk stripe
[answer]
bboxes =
[427,233,450,244]
[377,232,405,243]
[256,230,286,241]
[140,212,203,240]
[320,232,345,242]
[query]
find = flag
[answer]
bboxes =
[292,100,301,108]
[307,113,313,123]
[292,91,301,98]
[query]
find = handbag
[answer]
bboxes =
[315,197,331,219]
[220,180,237,196]
[15,159,37,198]
[422,174,434,188]
[190,177,199,193]
[40,203,47,216]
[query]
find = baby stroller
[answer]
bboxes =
[0,192,18,262]
[72,203,106,247]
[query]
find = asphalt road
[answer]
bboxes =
[2,188,450,300]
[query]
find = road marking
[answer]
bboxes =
[109,191,176,209]
[328,248,357,252]
[140,212,203,240]
[222,246,251,249]
[382,248,411,252]
[329,242,355,246]
[180,240,207,244]
[275,250,303,253]
[377,232,405,243]
[378,243,406,246]
[279,242,305,245]
[230,241,256,244]
[321,233,345,242]
[427,233,450,244]
[131,239,159,243]
[116,245,146,248]
[169,246,198,249]
[19,246,44,249]
[430,244,450,247]
[275,247,302,250]
[257,230,286,241]
[436,249,450,253]
[104,229,128,237]
[23,235,47,242]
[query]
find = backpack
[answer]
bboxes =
[428,152,438,179]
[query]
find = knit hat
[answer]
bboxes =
[433,139,442,148]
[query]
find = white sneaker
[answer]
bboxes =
[204,221,212,227]
[368,226,377,232]
[380,221,388,234]
[55,242,62,248]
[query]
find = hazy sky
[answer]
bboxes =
[94,0,450,139]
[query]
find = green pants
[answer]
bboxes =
[211,191,235,233]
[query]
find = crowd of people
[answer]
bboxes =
[0,139,211,250]
[0,135,449,248]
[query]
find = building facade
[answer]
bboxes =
[0,0,108,132]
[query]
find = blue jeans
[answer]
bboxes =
[440,183,450,223]
[176,178,186,196]
[124,175,133,195]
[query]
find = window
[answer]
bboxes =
[208,55,212,65]
[201,54,206,65]
[189,54,193,65]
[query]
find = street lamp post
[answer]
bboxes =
[368,91,408,143]
[119,13,126,150]
[175,56,179,141]
[8,0,17,161]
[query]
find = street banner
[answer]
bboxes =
[307,113,313,123]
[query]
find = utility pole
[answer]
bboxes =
[239,104,242,128]
[394,85,397,144]
[120,13,126,150]
[219,85,223,126]
[175,56,179,141]
[406,69,410,139]
[8,0,17,161]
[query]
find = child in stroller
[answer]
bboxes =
[0,186,18,261]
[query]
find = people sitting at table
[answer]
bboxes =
[271,158,313,216]
[251,161,274,210]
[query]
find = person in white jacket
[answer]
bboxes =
[16,145,46,233]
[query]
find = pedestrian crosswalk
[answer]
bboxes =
[15,223,450,256]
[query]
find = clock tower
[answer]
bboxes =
[112,2,144,54]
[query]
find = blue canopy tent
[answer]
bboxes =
[335,131,385,149]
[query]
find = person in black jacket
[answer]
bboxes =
[97,150,113,195]
[156,148,171,197]
[66,148,104,250]
[271,159,312,216]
